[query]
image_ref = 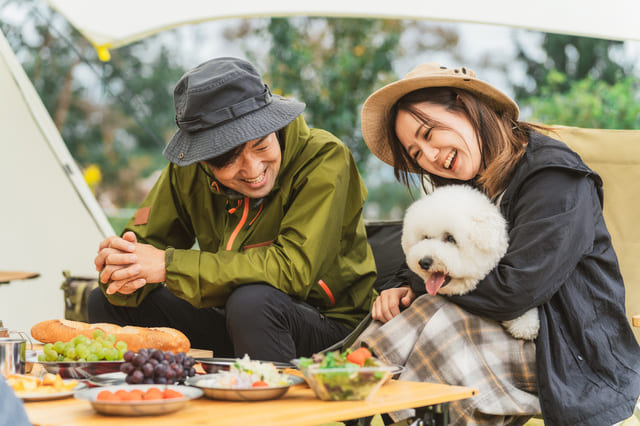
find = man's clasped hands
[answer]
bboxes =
[94,231,166,295]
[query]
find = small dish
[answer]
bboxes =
[186,373,303,401]
[195,357,293,374]
[74,384,203,416]
[19,381,86,402]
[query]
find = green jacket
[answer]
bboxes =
[100,115,377,328]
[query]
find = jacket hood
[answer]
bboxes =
[277,114,310,181]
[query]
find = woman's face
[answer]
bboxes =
[394,102,482,181]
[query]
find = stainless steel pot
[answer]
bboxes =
[0,334,27,376]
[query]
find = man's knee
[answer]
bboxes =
[225,284,289,328]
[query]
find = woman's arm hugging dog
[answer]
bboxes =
[401,184,539,340]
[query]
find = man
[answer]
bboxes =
[0,376,31,426]
[88,57,377,362]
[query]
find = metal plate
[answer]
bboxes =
[74,384,203,416]
[186,373,303,401]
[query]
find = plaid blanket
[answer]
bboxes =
[353,295,541,426]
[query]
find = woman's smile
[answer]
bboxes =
[443,149,457,170]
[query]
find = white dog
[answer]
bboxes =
[401,185,539,340]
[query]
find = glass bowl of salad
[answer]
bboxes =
[292,348,398,401]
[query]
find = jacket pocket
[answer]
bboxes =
[242,240,273,250]
[557,325,603,388]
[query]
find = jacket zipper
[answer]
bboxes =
[317,279,335,306]
[226,197,249,251]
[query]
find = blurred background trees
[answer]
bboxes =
[514,33,640,128]
[1,0,639,232]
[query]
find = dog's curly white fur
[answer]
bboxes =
[401,185,539,340]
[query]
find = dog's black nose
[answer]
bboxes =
[418,257,433,270]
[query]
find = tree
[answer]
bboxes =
[527,71,640,129]
[512,32,640,129]
[513,32,630,101]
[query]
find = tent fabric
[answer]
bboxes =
[45,0,640,59]
[0,29,113,334]
[551,125,640,344]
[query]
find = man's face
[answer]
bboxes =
[205,132,282,199]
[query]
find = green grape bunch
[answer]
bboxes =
[37,329,128,362]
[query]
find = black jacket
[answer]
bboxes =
[446,131,640,425]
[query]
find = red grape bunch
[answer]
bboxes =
[120,348,196,385]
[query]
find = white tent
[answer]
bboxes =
[0,29,113,334]
[44,0,640,61]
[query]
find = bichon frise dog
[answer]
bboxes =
[401,185,539,340]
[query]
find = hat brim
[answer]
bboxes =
[164,95,305,166]
[361,75,519,173]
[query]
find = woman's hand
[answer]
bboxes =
[371,286,417,323]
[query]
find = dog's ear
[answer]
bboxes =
[401,198,427,252]
[470,209,509,256]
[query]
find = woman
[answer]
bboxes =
[357,63,640,426]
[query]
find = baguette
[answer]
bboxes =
[31,319,191,353]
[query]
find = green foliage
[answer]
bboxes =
[525,72,640,129]
[256,18,403,174]
[514,31,639,130]
[514,33,630,101]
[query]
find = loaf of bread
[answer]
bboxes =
[31,319,191,353]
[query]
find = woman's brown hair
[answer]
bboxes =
[386,87,547,199]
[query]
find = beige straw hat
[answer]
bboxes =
[361,62,519,170]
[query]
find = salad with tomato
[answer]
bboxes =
[293,348,396,401]
[199,355,291,389]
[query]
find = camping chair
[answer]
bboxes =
[551,126,640,347]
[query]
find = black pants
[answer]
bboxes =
[87,284,351,362]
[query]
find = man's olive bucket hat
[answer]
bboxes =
[164,57,305,166]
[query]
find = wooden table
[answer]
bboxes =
[0,270,39,284]
[23,379,475,426]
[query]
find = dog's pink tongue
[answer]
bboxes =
[426,272,446,295]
